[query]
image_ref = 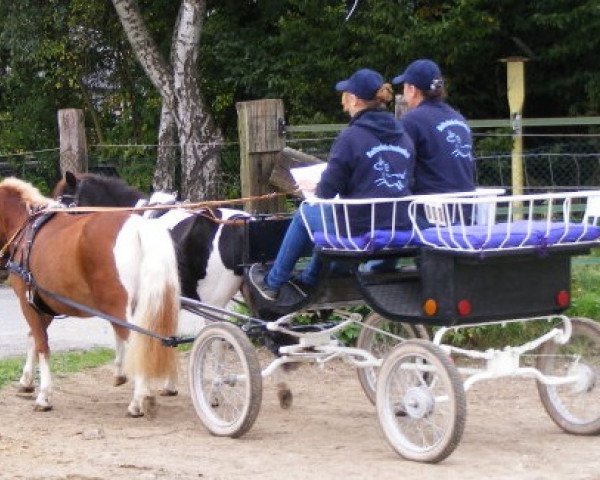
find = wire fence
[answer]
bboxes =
[2,131,600,198]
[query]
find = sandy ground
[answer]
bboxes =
[1,349,600,480]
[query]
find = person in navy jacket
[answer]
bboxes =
[250,68,416,304]
[392,59,475,195]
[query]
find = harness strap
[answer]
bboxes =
[33,283,181,347]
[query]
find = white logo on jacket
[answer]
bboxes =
[373,157,407,190]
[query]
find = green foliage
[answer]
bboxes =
[2,0,600,191]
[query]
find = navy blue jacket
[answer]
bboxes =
[401,99,475,194]
[316,108,415,233]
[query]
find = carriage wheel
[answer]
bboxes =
[536,316,600,435]
[376,340,466,463]
[188,322,262,438]
[356,312,429,405]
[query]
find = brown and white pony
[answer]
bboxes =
[0,177,180,417]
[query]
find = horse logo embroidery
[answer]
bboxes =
[373,157,407,190]
[445,130,472,160]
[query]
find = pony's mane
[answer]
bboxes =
[0,177,52,208]
[82,174,145,198]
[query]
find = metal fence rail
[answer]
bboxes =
[2,132,600,197]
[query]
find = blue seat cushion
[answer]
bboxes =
[312,231,369,250]
[415,221,600,250]
[313,229,414,251]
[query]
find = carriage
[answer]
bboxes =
[181,188,600,463]
[3,177,600,463]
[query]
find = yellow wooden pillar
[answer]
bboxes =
[502,57,528,197]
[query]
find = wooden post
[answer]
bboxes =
[58,109,88,175]
[502,57,528,197]
[236,99,286,213]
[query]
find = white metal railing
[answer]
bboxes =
[299,189,600,253]
[410,190,600,252]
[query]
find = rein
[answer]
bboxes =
[50,190,297,226]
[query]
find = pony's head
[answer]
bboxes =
[54,171,145,207]
[52,171,83,205]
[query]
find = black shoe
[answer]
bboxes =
[248,264,279,301]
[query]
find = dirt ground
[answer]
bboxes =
[1,349,600,480]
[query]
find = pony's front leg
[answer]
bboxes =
[18,332,37,394]
[127,376,156,418]
[34,351,53,411]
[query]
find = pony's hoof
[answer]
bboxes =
[33,404,53,412]
[17,385,35,394]
[142,396,157,420]
[114,375,127,387]
[158,388,178,397]
[126,409,144,418]
[277,388,293,410]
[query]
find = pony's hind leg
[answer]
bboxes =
[159,370,179,397]
[112,326,129,386]
[127,375,156,418]
[18,332,37,394]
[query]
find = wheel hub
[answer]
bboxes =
[569,363,596,394]
[403,386,434,419]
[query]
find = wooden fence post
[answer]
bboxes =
[236,99,286,213]
[58,109,88,175]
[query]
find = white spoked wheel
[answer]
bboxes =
[356,312,429,405]
[376,339,466,463]
[536,316,600,434]
[188,322,262,438]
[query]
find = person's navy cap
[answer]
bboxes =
[335,68,384,100]
[392,59,443,91]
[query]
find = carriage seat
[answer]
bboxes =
[415,221,600,250]
[307,190,600,255]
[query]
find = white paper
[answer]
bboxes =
[290,163,327,199]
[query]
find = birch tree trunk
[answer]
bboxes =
[153,104,177,192]
[111,0,223,200]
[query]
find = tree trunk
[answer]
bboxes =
[153,103,178,192]
[172,0,222,200]
[111,0,223,200]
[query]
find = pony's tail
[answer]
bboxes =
[126,217,180,383]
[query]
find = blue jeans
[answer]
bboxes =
[266,204,333,288]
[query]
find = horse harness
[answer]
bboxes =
[3,210,59,316]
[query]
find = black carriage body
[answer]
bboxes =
[405,249,572,325]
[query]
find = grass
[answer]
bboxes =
[0,343,196,390]
[0,348,115,390]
